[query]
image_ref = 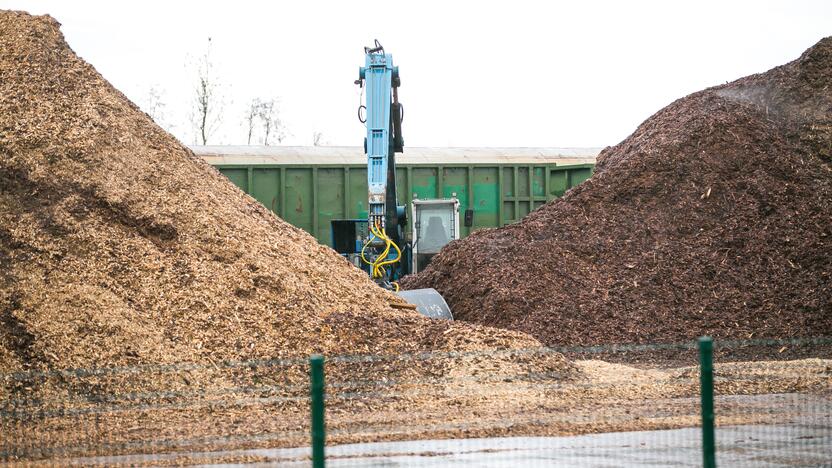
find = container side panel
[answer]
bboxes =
[549,169,569,197]
[220,168,249,193]
[395,169,408,205]
[532,167,545,197]
[411,167,438,199]
[502,167,514,197]
[503,201,515,224]
[442,167,469,237]
[397,167,414,237]
[569,167,593,187]
[212,162,593,243]
[251,168,281,215]
[284,168,314,234]
[519,200,531,218]
[472,167,499,231]
[517,167,530,198]
[441,167,468,199]
[318,168,346,243]
[348,167,369,219]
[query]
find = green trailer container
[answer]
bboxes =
[195,146,597,245]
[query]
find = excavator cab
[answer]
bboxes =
[411,197,460,274]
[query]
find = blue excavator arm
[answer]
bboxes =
[354,40,406,285]
[358,40,404,236]
[330,41,453,319]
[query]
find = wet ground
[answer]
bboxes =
[70,420,831,467]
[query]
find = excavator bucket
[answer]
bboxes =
[396,288,453,320]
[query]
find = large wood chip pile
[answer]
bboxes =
[404,37,832,353]
[0,11,561,387]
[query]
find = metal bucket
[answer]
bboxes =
[396,288,453,320]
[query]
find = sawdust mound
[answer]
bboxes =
[0,11,554,379]
[404,38,832,348]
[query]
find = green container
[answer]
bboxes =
[202,148,595,244]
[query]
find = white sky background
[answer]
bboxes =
[3,1,831,148]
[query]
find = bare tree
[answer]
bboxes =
[257,99,286,145]
[190,37,224,145]
[312,131,325,146]
[244,98,261,145]
[243,98,287,145]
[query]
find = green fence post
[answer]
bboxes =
[310,354,325,468]
[699,336,716,468]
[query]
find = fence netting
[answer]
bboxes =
[709,339,831,467]
[1,337,830,466]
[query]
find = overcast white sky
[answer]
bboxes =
[3,1,831,148]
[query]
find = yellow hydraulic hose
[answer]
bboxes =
[362,225,389,278]
[374,228,402,271]
[370,222,391,278]
[361,221,403,279]
[368,222,381,277]
[359,231,376,268]
[373,223,402,278]
[374,241,391,277]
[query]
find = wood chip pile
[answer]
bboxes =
[404,38,832,351]
[0,11,559,385]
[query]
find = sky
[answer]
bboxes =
[3,1,831,148]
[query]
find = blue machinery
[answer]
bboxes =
[331,40,407,290]
[330,41,453,319]
[357,41,406,289]
[361,40,404,235]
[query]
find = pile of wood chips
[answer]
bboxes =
[404,37,832,355]
[2,14,829,462]
[0,11,565,388]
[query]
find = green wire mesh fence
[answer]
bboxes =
[1,336,830,466]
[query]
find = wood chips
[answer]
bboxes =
[404,37,832,356]
[0,11,560,385]
[1,12,830,463]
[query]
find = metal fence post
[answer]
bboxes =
[699,336,716,468]
[310,354,325,468]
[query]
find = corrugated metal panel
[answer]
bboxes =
[209,158,594,245]
[192,145,600,166]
